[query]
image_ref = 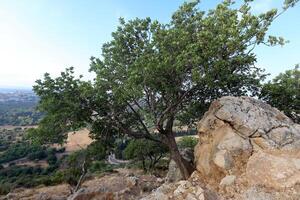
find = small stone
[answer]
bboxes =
[125,172,135,177]
[157,178,164,183]
[213,150,233,170]
[186,193,198,200]
[127,176,139,186]
[220,175,236,187]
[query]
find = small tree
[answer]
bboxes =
[260,66,300,123]
[124,139,168,172]
[63,150,90,193]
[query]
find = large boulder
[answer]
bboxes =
[194,96,300,192]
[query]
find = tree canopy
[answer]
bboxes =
[260,65,300,123]
[31,0,298,179]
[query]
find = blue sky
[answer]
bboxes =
[0,0,299,88]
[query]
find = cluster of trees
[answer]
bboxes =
[0,147,62,195]
[0,128,25,152]
[0,142,61,165]
[0,101,42,126]
[0,139,115,195]
[28,0,299,180]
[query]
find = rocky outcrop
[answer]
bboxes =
[141,171,219,200]
[194,96,300,199]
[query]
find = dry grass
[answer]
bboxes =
[64,128,93,152]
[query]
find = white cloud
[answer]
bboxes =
[251,0,274,13]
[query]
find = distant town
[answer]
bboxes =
[0,88,38,103]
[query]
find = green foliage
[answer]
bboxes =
[29,67,94,145]
[62,150,90,187]
[0,165,62,193]
[27,150,48,161]
[177,136,198,149]
[260,66,300,123]
[0,183,11,195]
[0,101,42,126]
[86,140,112,161]
[0,142,45,164]
[46,153,57,166]
[30,0,290,144]
[0,128,25,152]
[124,139,168,172]
[89,160,114,173]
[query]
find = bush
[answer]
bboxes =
[124,139,168,172]
[0,183,11,195]
[27,150,47,160]
[86,141,108,161]
[56,147,66,153]
[62,150,90,188]
[46,154,57,165]
[177,136,198,149]
[0,142,45,164]
[89,161,114,173]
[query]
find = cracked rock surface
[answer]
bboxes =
[194,96,300,199]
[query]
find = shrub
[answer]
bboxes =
[89,161,114,173]
[0,183,11,195]
[124,139,168,172]
[177,136,198,149]
[56,147,66,153]
[46,154,57,165]
[86,141,108,161]
[0,142,46,164]
[27,150,47,160]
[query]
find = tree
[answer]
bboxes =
[124,139,168,172]
[260,66,300,123]
[31,0,298,179]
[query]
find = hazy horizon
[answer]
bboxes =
[0,0,299,88]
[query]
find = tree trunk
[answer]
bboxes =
[73,159,87,193]
[142,158,147,172]
[164,131,194,180]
